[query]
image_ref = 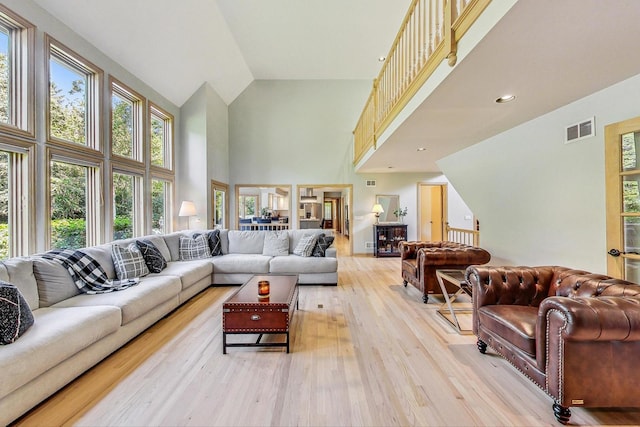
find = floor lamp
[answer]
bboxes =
[178,201,197,229]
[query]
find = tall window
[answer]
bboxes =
[111,79,144,162]
[0,5,34,137]
[0,28,9,124]
[113,170,143,240]
[239,195,257,219]
[0,143,31,259]
[151,177,172,234]
[49,155,101,249]
[150,104,173,170]
[47,35,102,151]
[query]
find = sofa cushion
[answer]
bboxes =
[136,239,168,273]
[0,258,38,310]
[160,260,213,290]
[263,231,289,256]
[293,234,318,257]
[162,231,184,262]
[51,275,181,325]
[0,281,34,345]
[477,305,538,356]
[112,243,150,280]
[0,305,121,400]
[32,258,81,307]
[179,234,211,261]
[211,254,271,274]
[228,231,265,254]
[269,255,338,274]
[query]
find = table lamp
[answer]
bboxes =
[371,203,384,224]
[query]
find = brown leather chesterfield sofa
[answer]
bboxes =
[467,265,640,424]
[400,241,490,303]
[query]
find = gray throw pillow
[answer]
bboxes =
[179,234,211,260]
[0,280,35,345]
[263,231,289,256]
[312,234,335,257]
[293,234,318,257]
[112,243,150,280]
[136,239,168,273]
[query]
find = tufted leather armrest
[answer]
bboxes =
[536,295,640,373]
[538,296,640,342]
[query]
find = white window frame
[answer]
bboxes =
[47,148,103,249]
[149,103,173,171]
[0,5,34,139]
[150,174,173,235]
[110,77,145,164]
[111,165,144,240]
[45,34,103,154]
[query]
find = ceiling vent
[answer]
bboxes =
[565,117,595,144]
[366,180,376,187]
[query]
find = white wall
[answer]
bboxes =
[179,82,229,229]
[228,80,369,229]
[439,72,640,273]
[228,80,472,253]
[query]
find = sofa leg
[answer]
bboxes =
[403,280,408,287]
[477,339,487,354]
[422,294,429,303]
[553,403,571,424]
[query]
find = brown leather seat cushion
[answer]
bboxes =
[477,305,538,356]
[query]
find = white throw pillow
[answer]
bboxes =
[112,243,150,280]
[263,231,289,256]
[293,234,318,257]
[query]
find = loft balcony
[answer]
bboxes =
[353,0,640,174]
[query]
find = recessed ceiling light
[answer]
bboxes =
[417,147,426,151]
[495,94,516,103]
[378,56,386,62]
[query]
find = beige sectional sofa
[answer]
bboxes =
[0,228,336,425]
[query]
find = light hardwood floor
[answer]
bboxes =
[14,234,640,426]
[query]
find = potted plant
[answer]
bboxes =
[261,207,271,219]
[393,207,408,223]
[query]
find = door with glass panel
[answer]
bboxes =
[605,116,640,281]
[211,180,228,229]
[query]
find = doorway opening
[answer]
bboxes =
[418,183,447,242]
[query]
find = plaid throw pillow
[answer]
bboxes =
[112,243,150,280]
[312,234,335,257]
[179,234,211,261]
[0,280,34,345]
[136,239,168,273]
[293,234,318,257]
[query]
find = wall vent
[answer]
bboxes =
[365,242,374,249]
[565,117,595,144]
[366,180,376,187]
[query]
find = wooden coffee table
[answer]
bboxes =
[222,274,299,354]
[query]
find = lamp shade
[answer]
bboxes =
[371,203,384,214]
[178,201,197,217]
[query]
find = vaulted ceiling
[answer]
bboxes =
[32,0,640,174]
